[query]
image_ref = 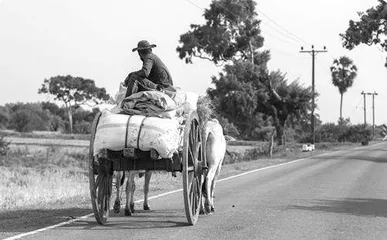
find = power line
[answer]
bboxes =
[261,25,302,47]
[213,0,309,46]
[184,0,311,50]
[348,96,363,119]
[256,8,311,46]
[260,22,303,46]
[184,0,205,11]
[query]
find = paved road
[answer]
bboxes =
[18,142,387,240]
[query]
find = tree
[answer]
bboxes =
[38,75,110,133]
[258,71,313,145]
[207,61,265,138]
[177,0,266,65]
[7,103,51,132]
[178,0,314,144]
[340,0,387,66]
[330,56,358,121]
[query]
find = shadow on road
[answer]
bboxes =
[70,209,191,230]
[0,207,92,236]
[287,198,387,218]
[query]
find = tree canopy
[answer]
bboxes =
[38,75,109,133]
[177,0,264,64]
[330,56,357,120]
[341,0,387,66]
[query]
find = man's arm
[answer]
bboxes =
[134,56,153,78]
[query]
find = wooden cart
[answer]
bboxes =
[88,110,206,225]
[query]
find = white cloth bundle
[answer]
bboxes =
[173,87,199,116]
[93,110,181,158]
[121,91,177,119]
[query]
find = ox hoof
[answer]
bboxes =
[113,200,121,214]
[124,208,132,216]
[199,207,205,215]
[143,204,151,211]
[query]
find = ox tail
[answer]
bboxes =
[120,172,125,186]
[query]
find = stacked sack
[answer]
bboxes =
[93,83,198,159]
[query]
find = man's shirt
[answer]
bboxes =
[135,53,173,88]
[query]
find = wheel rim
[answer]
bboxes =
[89,112,112,225]
[182,111,203,225]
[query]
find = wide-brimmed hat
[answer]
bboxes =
[132,40,157,52]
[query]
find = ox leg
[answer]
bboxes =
[113,171,123,214]
[125,172,136,216]
[204,169,216,214]
[200,177,207,215]
[211,158,224,212]
[143,171,152,210]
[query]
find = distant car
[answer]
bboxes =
[302,144,315,152]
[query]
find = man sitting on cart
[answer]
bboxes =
[124,40,175,97]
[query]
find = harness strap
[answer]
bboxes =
[137,116,147,150]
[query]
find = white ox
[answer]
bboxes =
[201,119,226,214]
[113,170,152,216]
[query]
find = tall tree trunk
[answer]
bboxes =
[275,125,284,145]
[340,93,343,120]
[268,128,276,157]
[65,103,73,133]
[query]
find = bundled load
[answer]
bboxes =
[93,83,199,159]
[93,111,181,158]
[121,91,177,119]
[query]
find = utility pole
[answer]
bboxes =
[370,92,378,135]
[300,45,327,144]
[361,91,378,132]
[361,91,367,126]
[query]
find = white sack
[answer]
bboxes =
[173,87,199,114]
[93,111,180,158]
[184,92,199,112]
[114,83,127,104]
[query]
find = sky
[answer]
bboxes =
[0,0,386,125]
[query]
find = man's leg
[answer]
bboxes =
[137,78,158,91]
[124,73,140,98]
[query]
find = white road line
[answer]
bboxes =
[4,142,385,240]
[3,215,93,240]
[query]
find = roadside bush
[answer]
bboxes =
[0,133,10,155]
[0,106,10,129]
[343,125,372,142]
[218,116,239,138]
[241,143,270,161]
[312,123,372,143]
[251,126,273,141]
[7,103,52,132]
[73,120,91,134]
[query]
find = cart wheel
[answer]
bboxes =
[182,110,203,225]
[89,112,113,225]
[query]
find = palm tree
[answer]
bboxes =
[330,56,358,121]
